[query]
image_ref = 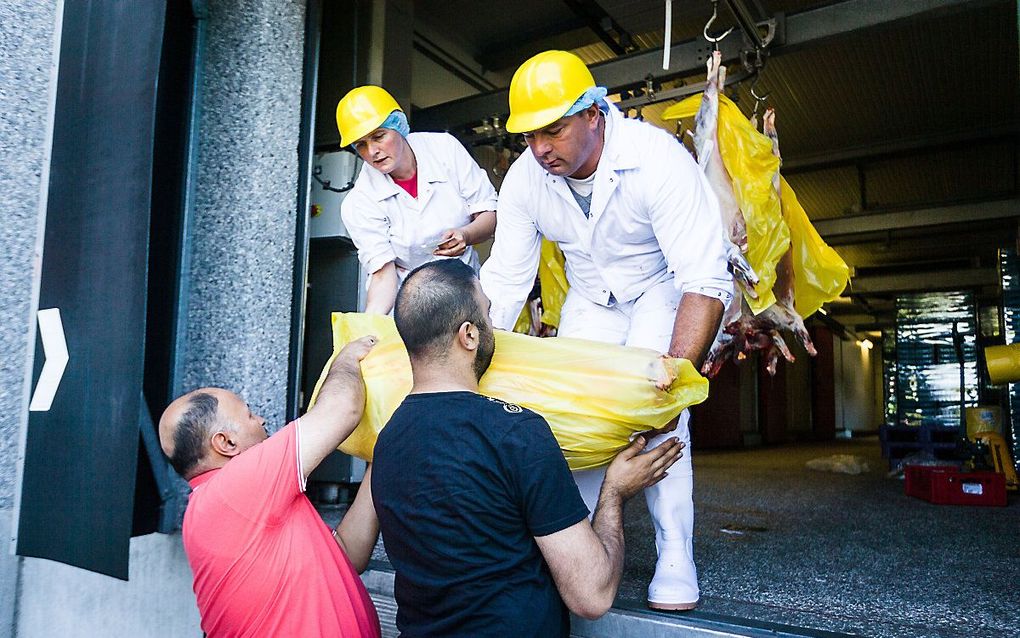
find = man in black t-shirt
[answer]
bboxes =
[372,260,684,637]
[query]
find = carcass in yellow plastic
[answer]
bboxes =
[662,93,790,314]
[309,312,709,470]
[778,174,850,317]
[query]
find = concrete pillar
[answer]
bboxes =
[0,0,64,634]
[181,0,310,429]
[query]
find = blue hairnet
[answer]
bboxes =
[380,110,410,137]
[564,86,609,118]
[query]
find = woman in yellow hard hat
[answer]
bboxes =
[336,85,497,314]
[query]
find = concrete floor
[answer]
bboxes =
[619,437,1020,638]
[321,437,1019,637]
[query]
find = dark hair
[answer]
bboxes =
[167,392,219,477]
[394,259,487,359]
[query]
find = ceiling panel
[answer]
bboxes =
[785,167,860,219]
[865,141,1017,210]
[415,0,581,63]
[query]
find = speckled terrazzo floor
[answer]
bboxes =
[320,437,1020,638]
[620,437,1020,637]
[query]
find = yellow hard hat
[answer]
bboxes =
[336,85,402,147]
[506,51,596,134]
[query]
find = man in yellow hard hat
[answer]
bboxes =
[480,50,733,611]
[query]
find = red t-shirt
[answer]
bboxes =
[183,420,380,638]
[392,173,418,199]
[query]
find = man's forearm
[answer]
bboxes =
[589,487,627,599]
[312,360,364,439]
[300,353,366,469]
[668,292,725,368]
[334,465,379,573]
[298,336,375,480]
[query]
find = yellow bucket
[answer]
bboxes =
[985,343,1020,385]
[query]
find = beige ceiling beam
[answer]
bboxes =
[850,269,998,295]
[814,199,1020,242]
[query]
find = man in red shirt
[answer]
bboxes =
[159,336,381,638]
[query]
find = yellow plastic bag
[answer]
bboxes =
[513,239,570,334]
[662,94,790,314]
[779,175,850,317]
[539,239,568,328]
[310,312,709,470]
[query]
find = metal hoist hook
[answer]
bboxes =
[749,73,769,123]
[703,0,734,49]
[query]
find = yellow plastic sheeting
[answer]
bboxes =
[779,175,850,317]
[513,239,570,334]
[310,312,709,470]
[512,303,533,335]
[662,94,790,314]
[539,239,568,328]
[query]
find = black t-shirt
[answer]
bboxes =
[372,391,589,638]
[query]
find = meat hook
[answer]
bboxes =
[704,0,734,46]
[750,73,769,120]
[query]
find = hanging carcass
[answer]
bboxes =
[693,50,759,297]
[694,59,817,376]
[754,108,817,366]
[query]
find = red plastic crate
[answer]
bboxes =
[904,466,1007,507]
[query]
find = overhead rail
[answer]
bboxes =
[562,0,638,55]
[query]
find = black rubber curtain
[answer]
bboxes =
[17,0,167,579]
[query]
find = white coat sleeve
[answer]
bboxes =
[479,176,542,330]
[340,188,396,275]
[647,137,733,306]
[447,135,498,214]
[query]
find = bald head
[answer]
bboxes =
[160,387,269,479]
[159,388,227,479]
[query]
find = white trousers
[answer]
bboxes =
[558,280,699,604]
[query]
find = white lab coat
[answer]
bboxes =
[480,102,732,331]
[481,104,723,606]
[341,132,497,276]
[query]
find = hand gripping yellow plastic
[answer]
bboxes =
[309,312,709,470]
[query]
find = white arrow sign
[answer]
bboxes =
[29,308,69,412]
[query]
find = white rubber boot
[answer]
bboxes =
[644,424,698,610]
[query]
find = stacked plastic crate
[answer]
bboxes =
[880,292,978,469]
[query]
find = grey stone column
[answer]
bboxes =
[0,0,63,634]
[182,0,309,428]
